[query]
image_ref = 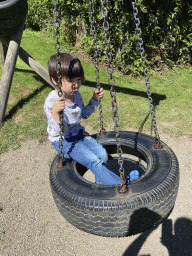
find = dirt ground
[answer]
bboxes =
[0,132,192,256]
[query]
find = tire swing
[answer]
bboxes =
[50,0,179,237]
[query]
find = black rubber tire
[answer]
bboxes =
[0,0,28,38]
[50,131,179,237]
[0,0,27,18]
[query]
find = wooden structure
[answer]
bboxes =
[0,0,54,126]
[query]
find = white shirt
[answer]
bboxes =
[44,90,99,142]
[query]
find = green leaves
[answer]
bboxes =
[26,0,192,75]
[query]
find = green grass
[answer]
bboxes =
[0,29,192,154]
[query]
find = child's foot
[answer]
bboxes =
[126,170,139,184]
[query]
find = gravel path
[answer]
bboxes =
[0,133,192,256]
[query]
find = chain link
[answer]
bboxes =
[89,0,106,134]
[101,0,124,175]
[53,0,65,159]
[132,0,161,146]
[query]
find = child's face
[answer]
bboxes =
[61,77,81,96]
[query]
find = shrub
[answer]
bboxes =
[26,0,192,75]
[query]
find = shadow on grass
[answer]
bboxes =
[123,217,192,256]
[84,80,166,106]
[84,80,166,134]
[14,68,37,74]
[4,70,50,122]
[4,71,166,124]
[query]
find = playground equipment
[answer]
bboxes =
[0,0,54,125]
[0,0,179,237]
[49,0,179,237]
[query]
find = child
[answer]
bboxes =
[44,52,139,185]
[44,52,122,185]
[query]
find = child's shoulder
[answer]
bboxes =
[75,91,82,100]
[45,90,58,104]
[46,90,58,99]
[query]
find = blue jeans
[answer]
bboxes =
[52,130,121,185]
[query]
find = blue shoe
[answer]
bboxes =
[126,170,139,184]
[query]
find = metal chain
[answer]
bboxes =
[132,0,162,148]
[53,0,65,160]
[101,0,124,177]
[89,0,106,135]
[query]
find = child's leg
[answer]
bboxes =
[52,140,71,159]
[67,139,121,185]
[83,134,108,163]
[52,132,107,161]
[52,138,121,185]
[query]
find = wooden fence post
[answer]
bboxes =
[0,25,24,126]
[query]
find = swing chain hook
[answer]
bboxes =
[89,0,106,135]
[132,0,163,149]
[101,0,127,192]
[53,0,66,166]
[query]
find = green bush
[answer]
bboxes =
[26,0,53,30]
[26,0,192,75]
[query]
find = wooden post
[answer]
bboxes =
[1,41,54,89]
[18,47,54,88]
[0,41,7,67]
[0,25,24,125]
[0,31,54,126]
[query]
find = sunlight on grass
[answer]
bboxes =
[0,29,192,154]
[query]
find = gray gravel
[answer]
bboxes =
[0,133,192,256]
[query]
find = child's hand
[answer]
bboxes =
[52,95,65,123]
[93,88,104,101]
[52,95,65,114]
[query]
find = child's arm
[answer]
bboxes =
[81,88,104,119]
[52,95,65,124]
[92,88,104,101]
[44,93,61,138]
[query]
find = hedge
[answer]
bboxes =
[26,0,192,75]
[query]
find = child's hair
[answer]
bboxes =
[48,52,85,84]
